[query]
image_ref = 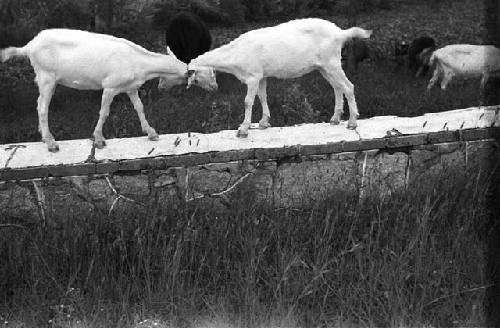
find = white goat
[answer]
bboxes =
[189,18,372,137]
[425,44,500,92]
[0,28,217,152]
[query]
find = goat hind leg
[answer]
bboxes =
[257,79,271,129]
[342,81,359,129]
[36,77,58,152]
[319,69,344,125]
[320,70,344,125]
[127,90,158,141]
[93,89,116,148]
[321,66,358,129]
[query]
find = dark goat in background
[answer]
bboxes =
[342,38,370,72]
[163,11,212,64]
[394,36,436,76]
[407,36,436,77]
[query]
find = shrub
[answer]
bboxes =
[218,0,246,25]
[46,0,91,29]
[152,0,235,28]
[0,0,40,47]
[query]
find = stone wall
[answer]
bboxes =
[1,106,499,219]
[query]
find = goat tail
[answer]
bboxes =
[0,46,27,62]
[343,27,372,41]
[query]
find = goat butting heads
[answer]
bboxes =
[0,28,217,152]
[190,18,372,137]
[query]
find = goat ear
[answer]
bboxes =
[166,46,178,60]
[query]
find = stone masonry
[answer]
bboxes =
[1,106,499,219]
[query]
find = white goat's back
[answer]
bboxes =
[12,29,175,90]
[433,44,500,76]
[192,18,371,79]
[26,30,133,87]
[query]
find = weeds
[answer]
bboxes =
[0,169,492,327]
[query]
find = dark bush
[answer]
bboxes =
[0,0,38,47]
[240,0,336,21]
[219,0,246,25]
[152,0,232,28]
[46,1,91,29]
[240,0,274,21]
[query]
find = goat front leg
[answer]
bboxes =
[440,71,453,90]
[426,66,440,93]
[320,65,358,129]
[237,79,259,138]
[127,90,158,141]
[36,76,58,152]
[93,89,117,149]
[257,78,271,129]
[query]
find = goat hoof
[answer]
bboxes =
[44,138,59,152]
[146,128,159,141]
[48,144,59,152]
[236,130,248,138]
[330,119,340,125]
[94,140,106,149]
[347,122,358,129]
[148,134,159,141]
[259,121,271,129]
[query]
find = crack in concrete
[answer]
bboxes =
[68,181,99,211]
[493,107,500,127]
[84,143,105,163]
[3,145,26,169]
[357,151,369,200]
[85,143,97,163]
[354,128,362,139]
[186,171,254,203]
[31,180,46,223]
[405,154,412,189]
[465,141,468,169]
[105,176,146,216]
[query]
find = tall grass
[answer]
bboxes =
[0,169,493,328]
